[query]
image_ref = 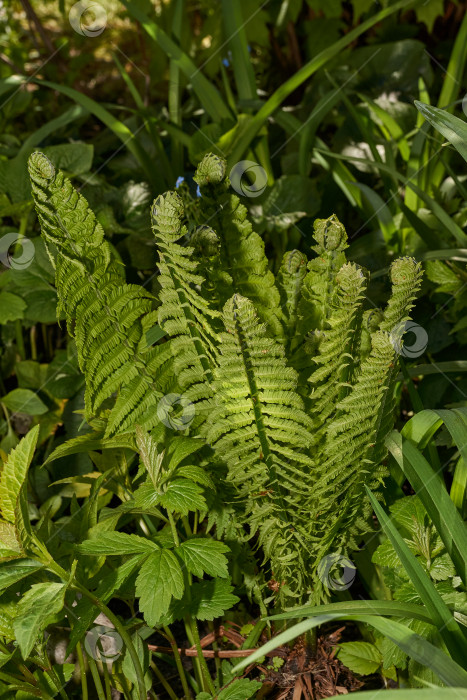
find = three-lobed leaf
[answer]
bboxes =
[176,538,230,578]
[136,549,184,627]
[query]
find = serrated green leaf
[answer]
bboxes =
[77,532,159,556]
[176,538,230,578]
[168,578,239,622]
[337,641,382,675]
[159,479,206,515]
[136,549,184,626]
[14,582,66,659]
[1,389,48,416]
[166,436,205,470]
[372,539,402,569]
[177,465,215,489]
[0,560,43,593]
[217,678,263,700]
[0,425,39,524]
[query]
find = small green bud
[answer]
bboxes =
[313,214,347,251]
[194,153,226,187]
[191,225,220,258]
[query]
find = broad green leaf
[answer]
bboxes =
[77,532,159,556]
[136,549,184,626]
[366,487,467,667]
[159,479,206,515]
[0,292,26,323]
[14,582,66,659]
[0,425,39,524]
[177,465,215,489]
[1,389,48,416]
[337,641,382,675]
[0,560,43,593]
[176,538,229,578]
[42,143,93,176]
[415,102,467,163]
[217,678,262,700]
[167,578,239,622]
[166,436,205,470]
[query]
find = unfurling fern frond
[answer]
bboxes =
[28,152,167,437]
[193,154,283,336]
[308,262,368,442]
[276,249,308,345]
[290,215,348,376]
[204,294,314,596]
[151,193,220,413]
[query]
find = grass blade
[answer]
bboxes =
[268,600,433,624]
[415,102,467,164]
[221,0,256,103]
[120,0,232,123]
[366,486,467,666]
[227,0,424,166]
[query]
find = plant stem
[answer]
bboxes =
[76,642,89,700]
[163,625,192,699]
[186,617,215,695]
[150,657,178,700]
[88,656,106,700]
[15,320,25,360]
[167,510,180,546]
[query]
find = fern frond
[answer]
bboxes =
[151,193,220,416]
[309,262,368,440]
[291,215,348,376]
[193,154,283,336]
[276,249,308,344]
[204,294,314,595]
[308,330,397,599]
[28,153,170,437]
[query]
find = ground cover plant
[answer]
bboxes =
[1,1,467,698]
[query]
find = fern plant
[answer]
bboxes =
[28,150,423,606]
